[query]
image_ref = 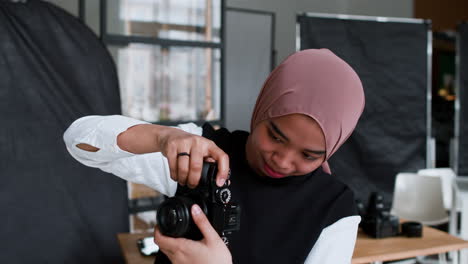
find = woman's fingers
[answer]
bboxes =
[154,226,178,256]
[165,142,178,182]
[162,131,229,188]
[174,140,228,188]
[207,143,230,187]
[191,204,220,243]
[176,149,191,186]
[187,147,204,188]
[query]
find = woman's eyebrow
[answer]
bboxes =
[304,149,326,155]
[269,121,289,141]
[269,121,326,155]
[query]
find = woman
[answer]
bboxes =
[64,49,365,264]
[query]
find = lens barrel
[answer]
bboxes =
[157,196,193,237]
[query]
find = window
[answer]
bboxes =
[101,0,224,124]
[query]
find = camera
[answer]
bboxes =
[359,192,400,238]
[157,162,241,241]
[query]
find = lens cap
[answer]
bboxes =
[401,221,423,237]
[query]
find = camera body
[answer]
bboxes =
[359,192,399,238]
[157,162,241,241]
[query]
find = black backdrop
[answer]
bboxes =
[0,1,127,263]
[458,22,468,175]
[298,14,429,203]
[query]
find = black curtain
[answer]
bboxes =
[458,22,468,175]
[0,1,128,263]
[298,15,429,204]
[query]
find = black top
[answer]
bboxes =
[203,124,358,264]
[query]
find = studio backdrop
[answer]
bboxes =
[456,22,468,176]
[297,13,431,203]
[0,1,127,263]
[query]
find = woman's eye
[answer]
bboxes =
[268,131,282,143]
[303,153,317,161]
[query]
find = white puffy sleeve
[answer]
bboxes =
[304,215,361,264]
[63,115,202,196]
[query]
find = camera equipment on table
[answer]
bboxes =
[358,192,423,238]
[359,192,400,238]
[157,162,241,243]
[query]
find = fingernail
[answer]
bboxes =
[192,204,202,215]
[217,178,225,186]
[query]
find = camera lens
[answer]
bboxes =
[157,197,192,237]
[166,209,178,229]
[157,196,208,238]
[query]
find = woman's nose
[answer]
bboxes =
[272,150,294,171]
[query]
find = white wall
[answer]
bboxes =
[346,0,413,17]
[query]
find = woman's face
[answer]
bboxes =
[246,113,326,178]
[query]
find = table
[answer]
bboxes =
[117,232,155,264]
[118,227,468,264]
[352,225,468,264]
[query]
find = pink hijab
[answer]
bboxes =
[250,49,365,174]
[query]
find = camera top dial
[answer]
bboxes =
[215,188,231,204]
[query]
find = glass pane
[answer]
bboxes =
[107,0,221,43]
[108,44,221,122]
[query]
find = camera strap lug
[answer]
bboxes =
[221,233,229,245]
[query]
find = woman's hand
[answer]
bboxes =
[117,124,229,188]
[158,126,229,188]
[154,204,232,264]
